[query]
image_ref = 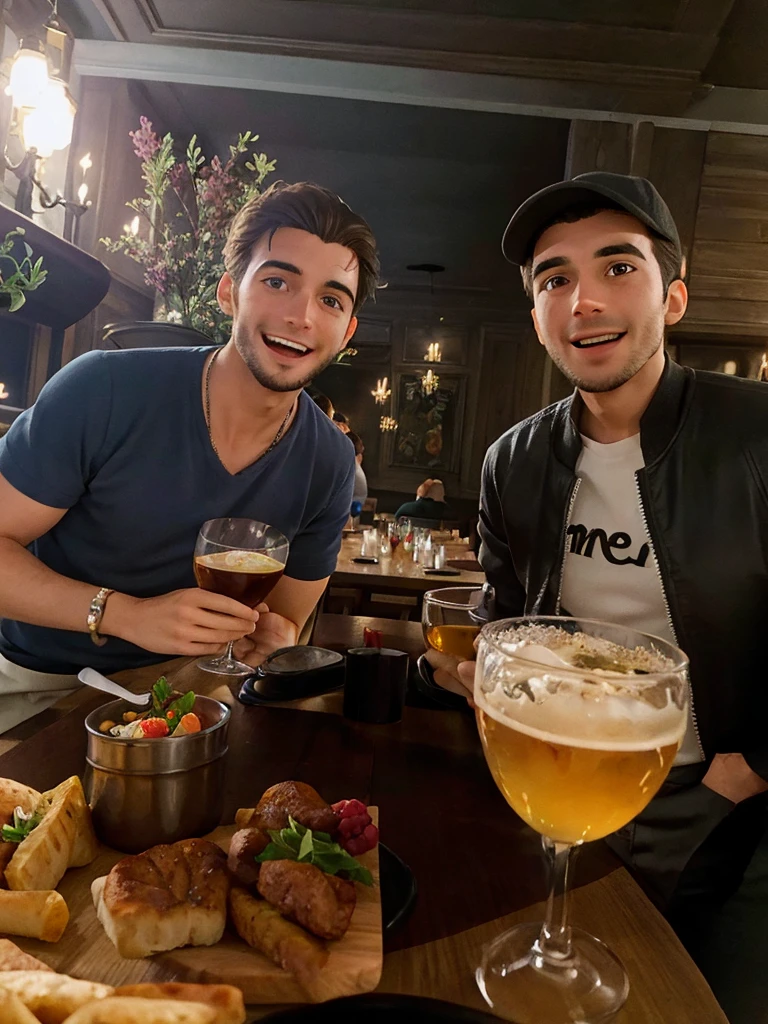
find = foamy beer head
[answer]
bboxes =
[475,619,688,843]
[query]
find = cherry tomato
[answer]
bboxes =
[141,717,170,738]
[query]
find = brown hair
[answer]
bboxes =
[346,430,364,457]
[310,391,334,417]
[223,180,380,315]
[520,201,683,302]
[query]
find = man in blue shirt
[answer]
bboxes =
[0,180,380,728]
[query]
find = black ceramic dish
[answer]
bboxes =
[414,654,473,712]
[237,646,346,704]
[380,842,417,936]
[260,994,504,1022]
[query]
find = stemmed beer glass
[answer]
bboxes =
[474,616,688,1023]
[193,518,289,675]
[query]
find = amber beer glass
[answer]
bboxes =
[193,518,289,675]
[474,617,688,1024]
[422,586,485,662]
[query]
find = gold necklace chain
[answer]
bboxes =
[204,347,295,464]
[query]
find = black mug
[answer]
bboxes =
[343,647,409,724]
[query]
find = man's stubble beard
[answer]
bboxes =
[232,323,344,394]
[545,310,666,394]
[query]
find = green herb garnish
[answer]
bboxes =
[255,816,373,886]
[152,676,173,709]
[1,807,42,844]
[148,677,196,730]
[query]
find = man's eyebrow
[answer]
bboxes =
[257,259,301,275]
[325,279,356,305]
[594,243,646,261]
[532,255,570,280]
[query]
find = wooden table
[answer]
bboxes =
[332,535,486,593]
[0,661,727,1023]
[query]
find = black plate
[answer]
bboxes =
[260,994,504,1022]
[379,842,417,936]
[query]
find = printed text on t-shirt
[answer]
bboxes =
[566,524,649,567]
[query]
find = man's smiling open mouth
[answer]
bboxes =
[570,332,627,349]
[262,333,312,358]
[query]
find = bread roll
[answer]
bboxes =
[92,839,229,959]
[114,983,245,1024]
[0,970,112,1024]
[0,987,39,1024]
[60,996,216,1024]
[0,889,69,941]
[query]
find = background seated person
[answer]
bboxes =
[347,430,367,504]
[395,479,453,523]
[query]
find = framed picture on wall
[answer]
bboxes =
[391,371,466,473]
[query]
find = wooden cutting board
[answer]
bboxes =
[12,811,382,1005]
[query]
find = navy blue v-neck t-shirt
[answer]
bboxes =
[0,347,355,674]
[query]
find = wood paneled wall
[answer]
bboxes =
[65,77,160,359]
[686,132,768,335]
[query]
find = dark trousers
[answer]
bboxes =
[606,764,768,1024]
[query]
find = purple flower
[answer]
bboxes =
[129,116,161,161]
[169,162,187,191]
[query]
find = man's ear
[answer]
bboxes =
[340,315,358,350]
[217,272,236,315]
[664,279,688,326]
[531,307,546,347]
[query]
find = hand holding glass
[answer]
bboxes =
[474,617,688,1023]
[193,518,289,675]
[422,586,485,662]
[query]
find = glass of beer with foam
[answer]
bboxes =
[194,518,289,675]
[422,586,485,662]
[474,617,688,1024]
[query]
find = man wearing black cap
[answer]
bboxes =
[428,172,768,1022]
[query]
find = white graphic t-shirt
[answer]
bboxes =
[559,433,701,766]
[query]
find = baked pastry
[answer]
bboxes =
[92,839,229,959]
[229,886,328,995]
[114,983,245,1024]
[0,938,53,972]
[0,987,38,1024]
[0,969,112,1023]
[60,996,217,1023]
[5,777,97,891]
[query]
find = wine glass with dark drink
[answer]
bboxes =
[194,518,289,675]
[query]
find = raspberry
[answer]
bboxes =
[332,799,367,819]
[331,798,379,855]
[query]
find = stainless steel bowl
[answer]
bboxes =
[83,694,230,853]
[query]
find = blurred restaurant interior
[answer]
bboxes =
[2,0,768,520]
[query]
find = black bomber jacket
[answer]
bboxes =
[478,356,768,779]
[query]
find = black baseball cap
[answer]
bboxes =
[501,172,681,266]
